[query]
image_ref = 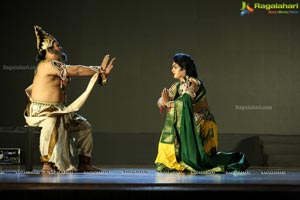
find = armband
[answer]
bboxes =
[185,90,196,99]
[51,60,67,80]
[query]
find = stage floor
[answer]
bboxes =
[0,165,299,199]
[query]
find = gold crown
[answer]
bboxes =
[34,25,57,52]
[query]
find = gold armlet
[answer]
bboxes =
[185,89,196,99]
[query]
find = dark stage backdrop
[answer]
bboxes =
[0,0,299,135]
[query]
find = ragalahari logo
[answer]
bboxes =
[240,1,254,16]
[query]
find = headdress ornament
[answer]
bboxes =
[34,25,57,52]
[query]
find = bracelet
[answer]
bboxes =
[165,101,174,108]
[99,67,105,73]
[87,66,101,73]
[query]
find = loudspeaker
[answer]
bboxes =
[0,148,20,164]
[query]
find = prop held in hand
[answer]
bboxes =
[98,72,107,86]
[97,54,116,86]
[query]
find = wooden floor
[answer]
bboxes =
[0,165,299,199]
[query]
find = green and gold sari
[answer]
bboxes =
[155,81,249,173]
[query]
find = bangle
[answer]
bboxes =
[88,66,101,72]
[99,67,105,73]
[166,101,173,108]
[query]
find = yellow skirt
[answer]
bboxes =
[155,111,218,172]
